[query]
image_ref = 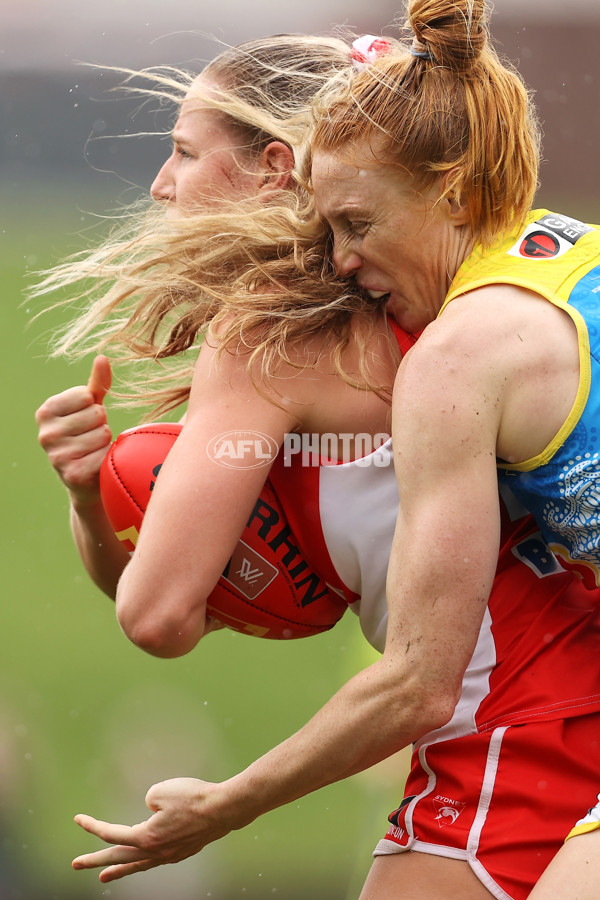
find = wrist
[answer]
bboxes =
[69,494,112,536]
[69,490,104,514]
[212,772,268,833]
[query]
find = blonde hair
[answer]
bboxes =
[312,1,541,246]
[30,34,397,415]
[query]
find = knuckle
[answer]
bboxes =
[37,430,51,450]
[34,404,48,425]
[43,437,64,459]
[141,832,165,855]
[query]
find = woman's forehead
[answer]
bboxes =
[311,151,381,218]
[182,76,222,112]
[173,103,221,142]
[312,146,389,191]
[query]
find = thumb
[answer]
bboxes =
[145,781,165,813]
[88,355,112,404]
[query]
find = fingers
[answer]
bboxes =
[36,386,109,447]
[72,780,222,883]
[36,386,97,426]
[36,367,113,501]
[98,859,158,883]
[74,814,140,847]
[72,814,174,883]
[88,356,112,404]
[72,816,154,879]
[39,406,109,448]
[72,844,144,869]
[73,849,158,883]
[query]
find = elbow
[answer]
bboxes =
[116,595,206,659]
[410,678,461,739]
[120,620,195,659]
[385,670,461,742]
[418,688,459,736]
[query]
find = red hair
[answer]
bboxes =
[312,0,541,247]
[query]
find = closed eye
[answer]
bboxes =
[347,220,370,237]
[338,220,370,243]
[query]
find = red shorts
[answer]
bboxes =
[374,715,600,899]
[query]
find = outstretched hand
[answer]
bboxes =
[72,777,240,883]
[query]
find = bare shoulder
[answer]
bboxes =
[400,283,575,386]
[394,284,580,463]
[192,314,397,431]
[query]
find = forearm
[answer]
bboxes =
[70,498,130,599]
[219,657,455,827]
[69,609,461,881]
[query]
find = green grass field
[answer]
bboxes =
[1,191,407,900]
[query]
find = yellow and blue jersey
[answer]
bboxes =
[444,210,600,588]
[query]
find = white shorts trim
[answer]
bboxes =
[373,727,512,900]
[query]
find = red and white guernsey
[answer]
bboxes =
[268,427,600,743]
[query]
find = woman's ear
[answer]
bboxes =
[258,141,295,194]
[442,170,470,225]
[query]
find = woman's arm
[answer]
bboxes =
[71,558,472,883]
[36,356,130,598]
[528,830,600,899]
[113,338,300,657]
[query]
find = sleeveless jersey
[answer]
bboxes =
[443,210,600,588]
[269,416,600,745]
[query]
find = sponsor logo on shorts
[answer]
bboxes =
[433,794,467,828]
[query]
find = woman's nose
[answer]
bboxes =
[150,159,175,202]
[332,243,363,278]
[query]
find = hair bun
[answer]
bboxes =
[408,0,489,72]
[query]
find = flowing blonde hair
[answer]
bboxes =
[312,1,541,247]
[29,34,398,416]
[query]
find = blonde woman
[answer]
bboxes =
[35,33,397,642]
[35,22,600,900]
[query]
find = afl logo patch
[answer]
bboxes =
[519,230,560,259]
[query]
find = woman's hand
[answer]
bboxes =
[72,777,244,883]
[36,356,130,597]
[36,356,113,507]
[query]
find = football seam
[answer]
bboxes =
[109,428,183,514]
[107,453,145,514]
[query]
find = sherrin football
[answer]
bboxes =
[99,423,348,639]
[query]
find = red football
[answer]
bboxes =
[99,423,348,639]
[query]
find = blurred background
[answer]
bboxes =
[2,1,599,898]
